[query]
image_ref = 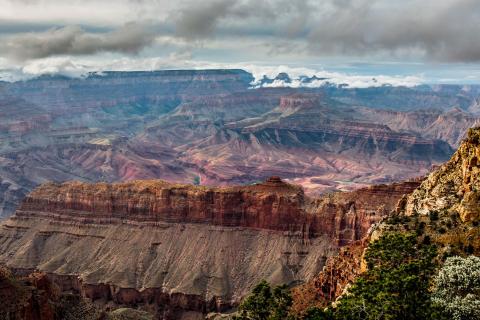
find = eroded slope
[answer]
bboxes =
[0,177,418,317]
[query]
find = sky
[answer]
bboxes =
[1,0,480,86]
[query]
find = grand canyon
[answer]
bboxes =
[0,69,480,319]
[0,70,479,220]
[1,1,480,319]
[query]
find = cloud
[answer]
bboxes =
[171,0,312,39]
[173,0,235,39]
[0,23,156,61]
[171,0,480,63]
[241,64,423,88]
[0,56,425,88]
[304,0,480,62]
[1,0,480,63]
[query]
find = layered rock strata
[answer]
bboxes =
[404,128,480,222]
[0,177,419,318]
[292,128,480,315]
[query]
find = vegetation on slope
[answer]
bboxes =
[432,256,480,320]
[234,280,293,320]
[238,234,479,320]
[304,233,445,320]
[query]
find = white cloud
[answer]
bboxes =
[0,56,424,88]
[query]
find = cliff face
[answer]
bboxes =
[17,177,419,242]
[306,181,420,245]
[0,177,418,318]
[288,182,422,314]
[19,177,308,233]
[292,128,480,315]
[0,266,59,320]
[403,128,480,222]
[290,240,367,314]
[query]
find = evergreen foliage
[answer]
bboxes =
[234,280,293,320]
[304,233,446,320]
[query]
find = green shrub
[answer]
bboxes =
[432,256,480,320]
[234,280,293,320]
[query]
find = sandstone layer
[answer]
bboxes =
[0,177,418,318]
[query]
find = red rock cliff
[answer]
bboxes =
[0,177,420,319]
[18,177,420,243]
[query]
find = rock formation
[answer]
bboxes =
[0,177,418,319]
[292,128,480,315]
[290,240,367,315]
[403,127,480,222]
[0,267,56,319]
[0,71,477,219]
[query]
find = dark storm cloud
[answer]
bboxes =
[0,23,156,61]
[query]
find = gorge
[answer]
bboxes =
[0,70,479,219]
[0,176,419,319]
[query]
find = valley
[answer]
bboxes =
[0,177,418,319]
[0,70,478,219]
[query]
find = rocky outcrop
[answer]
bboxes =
[287,181,422,314]
[0,266,60,320]
[308,181,421,245]
[403,127,480,222]
[0,177,418,318]
[291,128,480,316]
[277,94,324,113]
[18,177,309,234]
[290,240,367,315]
[17,177,419,242]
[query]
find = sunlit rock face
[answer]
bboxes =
[404,127,480,222]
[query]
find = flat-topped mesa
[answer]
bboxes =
[18,177,310,233]
[1,177,420,318]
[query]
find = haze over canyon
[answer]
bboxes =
[0,70,479,219]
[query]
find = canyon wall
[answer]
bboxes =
[1,71,475,219]
[291,128,480,315]
[0,177,419,318]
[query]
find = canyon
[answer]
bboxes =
[0,177,419,319]
[291,127,480,316]
[0,70,479,318]
[0,70,479,218]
